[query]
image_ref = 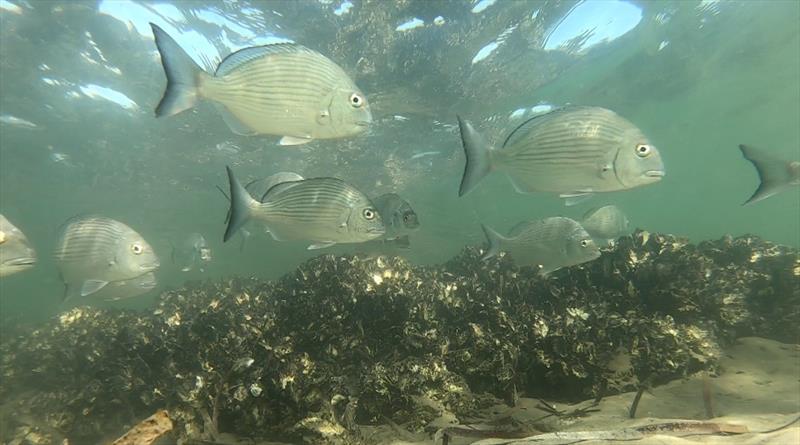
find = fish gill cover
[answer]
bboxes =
[1,231,797,443]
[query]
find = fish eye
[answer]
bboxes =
[131,243,144,255]
[362,208,375,220]
[349,93,364,108]
[635,144,652,157]
[580,239,591,248]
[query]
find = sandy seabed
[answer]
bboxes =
[358,337,799,445]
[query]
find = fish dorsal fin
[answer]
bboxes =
[581,206,600,221]
[501,106,591,148]
[508,220,537,237]
[260,179,305,202]
[215,43,315,77]
[213,103,256,135]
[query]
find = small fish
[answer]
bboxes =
[223,167,385,249]
[580,205,630,246]
[85,272,157,302]
[481,217,600,274]
[457,106,666,205]
[53,216,159,300]
[372,193,420,242]
[172,233,212,272]
[0,214,36,277]
[150,23,372,145]
[739,144,800,205]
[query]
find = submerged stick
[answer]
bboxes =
[702,373,715,419]
[628,387,645,419]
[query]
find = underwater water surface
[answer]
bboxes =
[0,1,798,444]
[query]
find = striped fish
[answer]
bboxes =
[150,23,372,145]
[481,217,600,275]
[0,214,36,277]
[580,205,630,245]
[457,106,665,205]
[53,216,159,300]
[223,167,385,250]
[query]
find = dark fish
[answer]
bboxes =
[481,217,600,274]
[457,106,666,205]
[739,144,800,205]
[0,214,36,277]
[372,193,420,242]
[223,167,385,249]
[150,23,372,145]
[53,216,159,299]
[172,233,211,272]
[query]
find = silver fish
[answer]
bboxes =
[372,193,420,242]
[0,214,36,277]
[457,106,666,205]
[739,144,800,205]
[83,272,157,302]
[150,23,372,145]
[172,233,212,272]
[53,216,159,300]
[223,167,385,250]
[580,205,630,246]
[481,217,600,275]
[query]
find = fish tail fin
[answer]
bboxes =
[480,224,505,261]
[215,185,233,224]
[457,116,493,197]
[224,166,257,242]
[151,23,205,117]
[739,144,792,205]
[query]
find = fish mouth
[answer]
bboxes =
[644,170,666,179]
[140,262,160,271]
[354,120,371,127]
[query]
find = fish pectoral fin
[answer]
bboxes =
[307,242,336,250]
[393,235,411,249]
[213,104,256,136]
[80,279,109,297]
[279,135,313,146]
[506,174,533,194]
[560,192,594,206]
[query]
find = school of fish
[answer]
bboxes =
[1,22,797,303]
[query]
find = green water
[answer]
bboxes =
[1,0,798,322]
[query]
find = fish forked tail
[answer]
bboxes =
[480,224,506,261]
[151,23,205,117]
[224,166,257,242]
[738,144,794,205]
[457,116,493,197]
